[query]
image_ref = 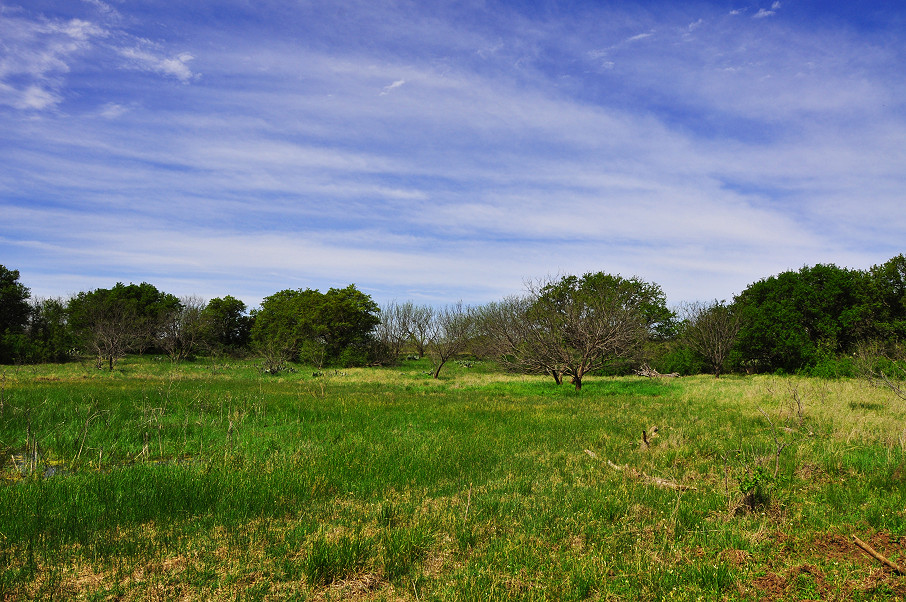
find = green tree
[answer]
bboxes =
[867,254,906,343]
[733,264,872,373]
[0,265,32,364]
[26,297,75,363]
[251,285,380,368]
[201,295,252,352]
[481,272,666,390]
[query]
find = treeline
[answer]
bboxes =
[0,255,904,379]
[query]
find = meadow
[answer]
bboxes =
[1,357,905,600]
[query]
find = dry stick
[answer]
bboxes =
[585,450,697,491]
[853,535,905,574]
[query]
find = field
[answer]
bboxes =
[1,357,905,600]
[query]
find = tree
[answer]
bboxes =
[734,264,872,373]
[426,302,475,379]
[159,296,207,363]
[477,295,566,383]
[868,254,906,343]
[26,297,74,363]
[372,300,410,365]
[0,265,31,364]
[318,285,382,365]
[68,282,180,370]
[250,285,380,368]
[201,295,252,353]
[401,302,434,359]
[480,272,662,390]
[678,300,742,377]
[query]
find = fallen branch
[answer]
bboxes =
[634,363,680,378]
[584,450,696,491]
[853,535,905,574]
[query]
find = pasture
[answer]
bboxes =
[1,357,905,600]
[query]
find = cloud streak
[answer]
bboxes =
[2,0,904,307]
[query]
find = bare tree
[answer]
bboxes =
[679,300,742,378]
[373,300,410,364]
[427,302,474,379]
[72,301,142,371]
[476,296,566,384]
[158,296,207,363]
[402,302,434,359]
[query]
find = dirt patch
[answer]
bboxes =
[751,570,786,600]
[749,564,828,601]
[720,548,752,568]
[744,532,906,601]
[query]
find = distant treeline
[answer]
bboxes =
[1,255,904,378]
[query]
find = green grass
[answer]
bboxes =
[1,357,906,600]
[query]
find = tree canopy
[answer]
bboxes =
[251,285,380,367]
[0,265,32,363]
[733,264,872,373]
[480,272,667,389]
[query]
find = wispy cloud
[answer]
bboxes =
[0,3,196,111]
[754,2,782,18]
[379,79,406,95]
[2,1,904,306]
[0,12,104,109]
[625,32,655,43]
[117,47,196,82]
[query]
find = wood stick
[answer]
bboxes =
[593,454,697,491]
[853,535,905,574]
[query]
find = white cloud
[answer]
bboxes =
[17,85,60,110]
[99,102,128,118]
[118,47,196,82]
[625,32,654,43]
[753,8,777,18]
[379,79,406,95]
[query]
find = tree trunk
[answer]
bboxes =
[550,369,562,385]
[572,375,583,391]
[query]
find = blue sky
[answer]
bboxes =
[2,0,904,308]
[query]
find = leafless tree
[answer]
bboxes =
[427,302,475,379]
[679,300,742,378]
[158,296,207,363]
[402,302,434,359]
[372,301,410,364]
[76,302,142,371]
[476,296,566,384]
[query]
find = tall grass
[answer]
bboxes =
[1,358,905,599]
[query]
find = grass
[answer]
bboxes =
[1,356,905,600]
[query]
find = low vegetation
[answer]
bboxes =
[2,357,905,600]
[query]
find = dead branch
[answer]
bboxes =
[853,535,905,574]
[634,363,679,378]
[584,450,697,491]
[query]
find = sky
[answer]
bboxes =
[2,0,905,309]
